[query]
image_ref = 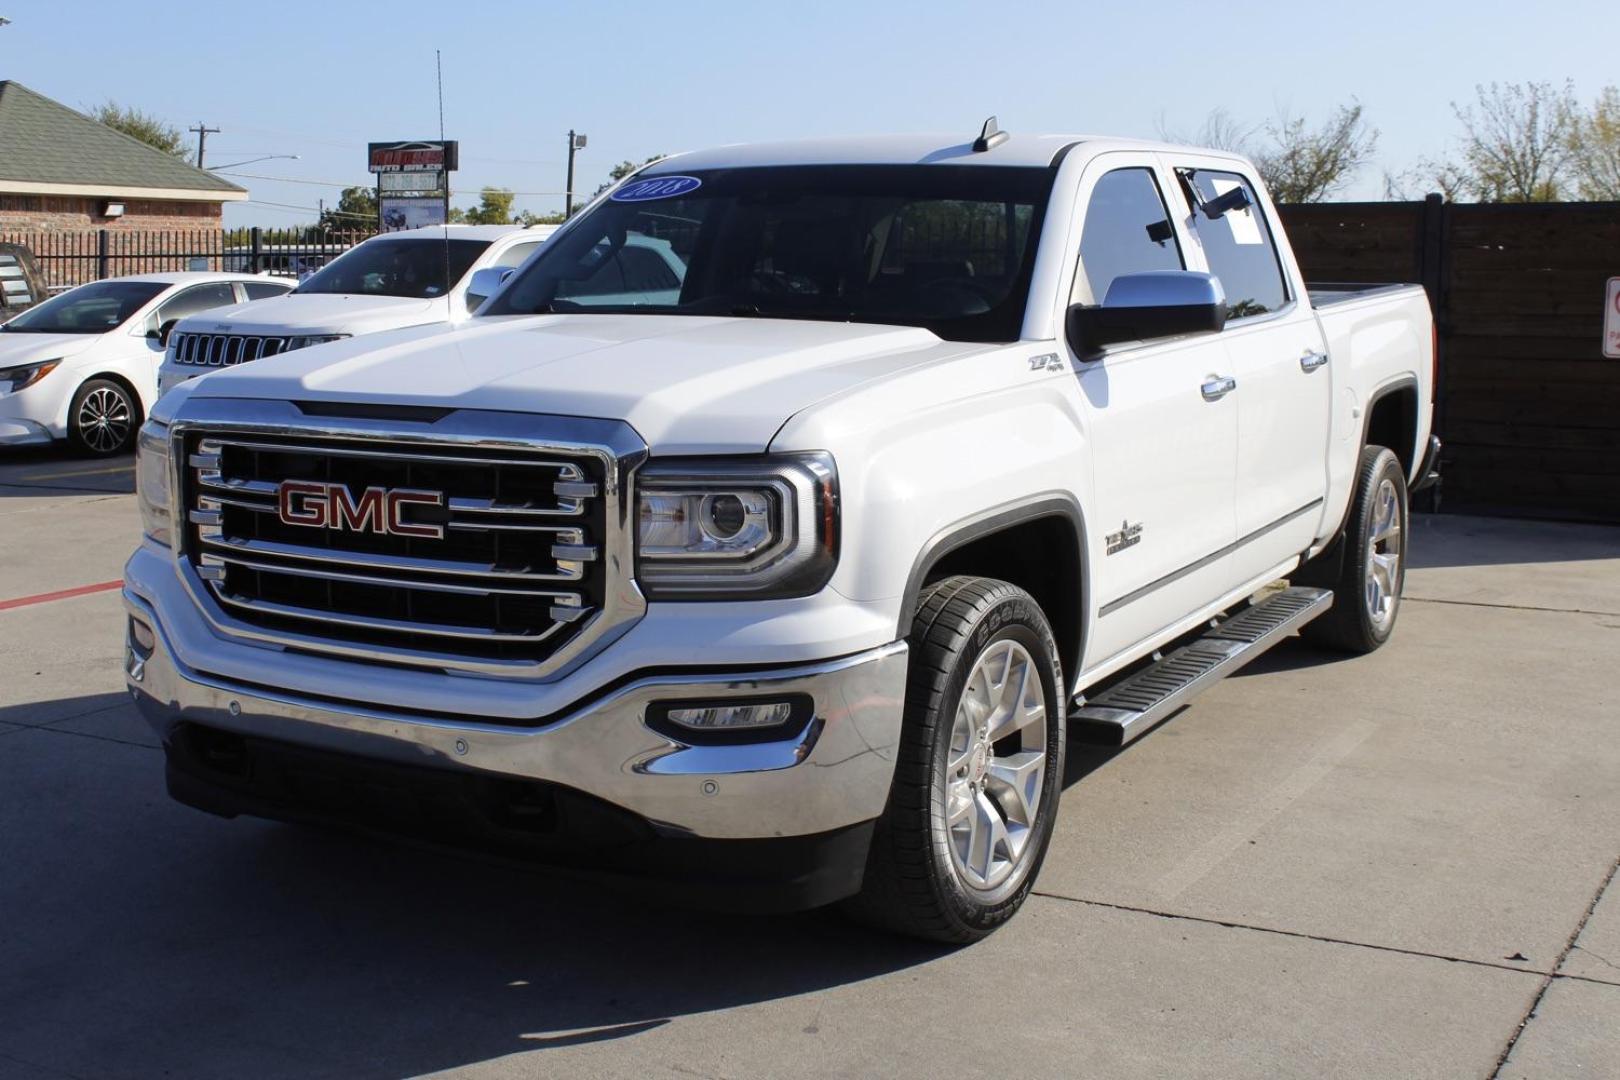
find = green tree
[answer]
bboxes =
[1253,104,1379,204]
[87,100,189,160]
[590,155,666,201]
[317,186,378,235]
[451,187,517,225]
[517,209,568,226]
[1161,104,1377,203]
[1569,85,1620,200]
[1451,81,1578,202]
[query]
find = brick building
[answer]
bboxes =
[0,81,245,232]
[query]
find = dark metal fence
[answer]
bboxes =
[0,227,376,290]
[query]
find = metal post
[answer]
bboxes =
[565,130,578,217]
[250,226,263,274]
[188,123,220,169]
[96,228,109,280]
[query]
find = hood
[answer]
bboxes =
[174,293,443,337]
[0,331,106,366]
[187,314,982,453]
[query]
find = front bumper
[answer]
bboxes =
[124,588,908,844]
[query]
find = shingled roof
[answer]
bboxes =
[0,81,245,199]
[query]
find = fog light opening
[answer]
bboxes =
[128,616,156,659]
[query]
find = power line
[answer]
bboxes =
[218,170,575,198]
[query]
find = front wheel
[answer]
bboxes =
[844,576,1066,943]
[68,378,140,456]
[1301,445,1408,653]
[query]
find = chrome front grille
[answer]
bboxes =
[173,407,645,678]
[171,332,288,368]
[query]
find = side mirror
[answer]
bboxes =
[465,266,516,311]
[149,318,180,346]
[1067,271,1228,353]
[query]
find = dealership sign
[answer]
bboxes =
[368,141,457,232]
[367,141,459,173]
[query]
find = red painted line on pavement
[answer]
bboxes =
[0,580,123,612]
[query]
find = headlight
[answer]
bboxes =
[136,422,173,547]
[635,453,838,599]
[0,358,62,393]
[286,334,350,352]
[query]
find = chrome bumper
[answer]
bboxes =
[124,589,908,841]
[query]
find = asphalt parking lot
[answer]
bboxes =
[0,447,1616,1080]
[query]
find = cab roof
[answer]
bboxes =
[654,133,1252,172]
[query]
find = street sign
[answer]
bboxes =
[1606,277,1620,359]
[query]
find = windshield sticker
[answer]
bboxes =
[612,175,702,203]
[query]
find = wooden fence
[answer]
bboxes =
[1280,197,1620,523]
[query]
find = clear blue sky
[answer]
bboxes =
[1,0,1612,226]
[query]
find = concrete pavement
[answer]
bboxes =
[0,447,1615,1079]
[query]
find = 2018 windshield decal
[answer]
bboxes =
[611,175,702,203]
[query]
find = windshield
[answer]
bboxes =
[294,237,490,299]
[485,165,1054,343]
[1,280,166,334]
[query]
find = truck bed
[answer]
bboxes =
[1306,282,1423,309]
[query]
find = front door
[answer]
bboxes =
[1063,161,1240,670]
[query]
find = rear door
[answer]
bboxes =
[1065,158,1240,668]
[1175,165,1331,575]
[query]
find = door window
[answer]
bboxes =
[155,282,238,326]
[1072,168,1183,306]
[1182,170,1288,319]
[241,281,290,301]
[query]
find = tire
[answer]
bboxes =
[843,575,1066,943]
[1299,445,1408,653]
[68,378,140,456]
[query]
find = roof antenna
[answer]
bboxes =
[973,116,1009,153]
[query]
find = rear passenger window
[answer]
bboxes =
[1184,170,1288,318]
[242,281,289,301]
[1072,168,1182,306]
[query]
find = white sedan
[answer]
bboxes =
[0,271,291,455]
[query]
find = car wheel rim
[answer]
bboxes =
[78,387,132,453]
[945,638,1047,892]
[1364,476,1403,631]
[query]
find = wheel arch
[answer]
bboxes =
[898,494,1088,688]
[1363,376,1419,481]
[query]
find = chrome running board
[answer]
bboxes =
[1071,587,1334,745]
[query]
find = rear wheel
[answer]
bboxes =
[68,378,140,456]
[844,575,1065,943]
[1300,445,1408,653]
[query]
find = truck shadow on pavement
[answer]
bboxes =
[0,693,952,1079]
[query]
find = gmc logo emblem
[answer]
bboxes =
[277,481,445,539]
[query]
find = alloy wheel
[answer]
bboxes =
[945,639,1048,892]
[77,386,132,454]
[1364,476,1403,631]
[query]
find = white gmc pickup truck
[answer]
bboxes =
[125,126,1437,942]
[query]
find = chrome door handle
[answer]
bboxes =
[1201,375,1237,401]
[1300,351,1330,372]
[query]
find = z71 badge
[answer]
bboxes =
[1105,519,1143,555]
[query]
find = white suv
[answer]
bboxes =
[157,224,555,395]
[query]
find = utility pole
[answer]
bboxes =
[565,130,588,216]
[188,122,220,169]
